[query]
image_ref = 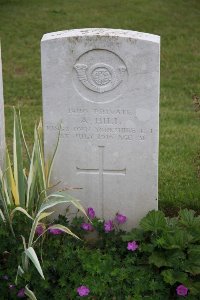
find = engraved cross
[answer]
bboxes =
[76,146,126,216]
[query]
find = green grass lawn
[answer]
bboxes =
[0,0,200,214]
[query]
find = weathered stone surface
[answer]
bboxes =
[41,28,160,228]
[0,43,5,169]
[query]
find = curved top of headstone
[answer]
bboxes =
[41,28,160,44]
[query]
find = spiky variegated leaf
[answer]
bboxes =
[25,247,45,279]
[36,192,80,216]
[25,285,38,300]
[34,122,46,198]
[26,143,37,211]
[5,148,18,205]
[13,108,25,207]
[10,207,33,221]
[38,211,54,222]
[46,123,61,187]
[48,224,80,240]
[28,193,82,247]
[19,110,31,162]
[37,191,88,219]
[0,208,5,222]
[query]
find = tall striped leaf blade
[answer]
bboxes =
[18,110,31,162]
[25,285,38,300]
[13,108,25,207]
[48,224,80,240]
[26,142,37,212]
[10,207,33,221]
[5,148,18,205]
[25,247,45,279]
[28,193,81,247]
[37,211,54,222]
[0,176,9,220]
[46,123,61,187]
[0,208,6,222]
[0,170,12,225]
[37,192,80,216]
[34,125,46,203]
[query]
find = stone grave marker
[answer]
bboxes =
[0,43,5,169]
[41,28,160,228]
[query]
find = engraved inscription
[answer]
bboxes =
[46,106,154,143]
[73,49,128,103]
[76,146,126,216]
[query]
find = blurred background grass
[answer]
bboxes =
[0,0,200,214]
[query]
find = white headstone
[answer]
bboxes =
[41,28,160,228]
[0,43,5,169]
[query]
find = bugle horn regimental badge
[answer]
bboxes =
[74,62,126,93]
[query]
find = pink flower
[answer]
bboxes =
[48,228,62,235]
[127,241,139,251]
[77,285,90,297]
[36,224,45,236]
[9,284,16,290]
[104,220,114,233]
[176,284,188,296]
[81,223,93,231]
[87,207,95,219]
[115,213,127,224]
[17,288,25,298]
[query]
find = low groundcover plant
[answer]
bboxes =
[1,207,200,299]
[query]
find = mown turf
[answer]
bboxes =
[0,0,200,214]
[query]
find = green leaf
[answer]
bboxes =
[186,281,200,296]
[166,216,178,228]
[184,262,200,275]
[149,251,171,267]
[161,269,188,285]
[184,248,200,275]
[179,209,197,227]
[122,228,144,242]
[25,285,38,300]
[149,250,185,268]
[140,210,167,232]
[25,247,45,279]
[188,245,200,256]
[162,230,194,249]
